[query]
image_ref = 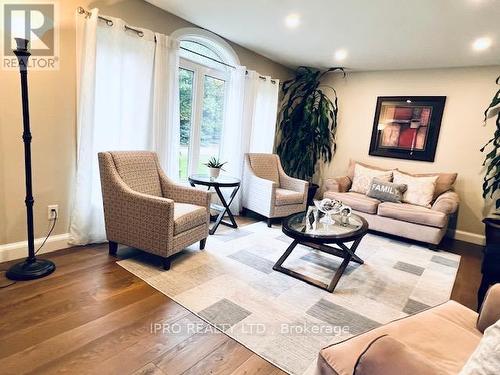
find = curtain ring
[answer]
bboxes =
[106,19,114,26]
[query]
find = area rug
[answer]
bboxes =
[118,221,460,375]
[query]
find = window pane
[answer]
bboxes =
[180,40,228,71]
[179,68,194,180]
[198,75,225,174]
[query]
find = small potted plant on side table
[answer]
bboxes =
[205,157,227,180]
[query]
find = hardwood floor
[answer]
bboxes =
[0,217,483,375]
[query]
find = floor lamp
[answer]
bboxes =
[6,38,56,281]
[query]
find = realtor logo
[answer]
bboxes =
[2,2,59,70]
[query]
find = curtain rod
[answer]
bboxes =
[76,6,277,84]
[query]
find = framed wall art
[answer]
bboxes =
[369,96,446,162]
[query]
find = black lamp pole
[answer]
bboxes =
[6,38,56,281]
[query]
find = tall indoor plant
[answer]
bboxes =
[276,66,344,202]
[481,75,500,246]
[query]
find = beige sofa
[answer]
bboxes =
[318,284,500,375]
[323,161,459,247]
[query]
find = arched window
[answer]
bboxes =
[172,28,239,180]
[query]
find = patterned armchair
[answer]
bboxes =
[98,151,210,270]
[242,153,308,227]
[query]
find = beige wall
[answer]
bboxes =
[320,66,500,241]
[0,0,292,245]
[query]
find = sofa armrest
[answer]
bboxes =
[324,176,352,193]
[477,284,500,333]
[431,190,459,215]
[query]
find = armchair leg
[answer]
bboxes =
[267,218,272,228]
[108,241,118,256]
[162,257,171,271]
[200,238,207,250]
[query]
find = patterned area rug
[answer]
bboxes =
[118,221,460,375]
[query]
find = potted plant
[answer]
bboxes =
[276,66,344,204]
[481,75,500,246]
[204,157,227,179]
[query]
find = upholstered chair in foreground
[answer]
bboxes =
[242,153,308,227]
[98,151,210,270]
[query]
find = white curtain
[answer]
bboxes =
[152,33,181,177]
[244,71,280,153]
[219,65,246,212]
[70,10,180,244]
[219,69,279,213]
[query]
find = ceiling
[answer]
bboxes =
[146,0,500,71]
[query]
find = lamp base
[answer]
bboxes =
[6,258,56,281]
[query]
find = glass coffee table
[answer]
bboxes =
[274,211,368,293]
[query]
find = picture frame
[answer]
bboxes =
[369,96,446,162]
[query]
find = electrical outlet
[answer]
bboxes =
[48,205,59,221]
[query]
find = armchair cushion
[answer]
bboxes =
[174,203,207,235]
[248,153,280,184]
[325,191,381,214]
[378,202,448,228]
[110,151,162,197]
[275,188,304,206]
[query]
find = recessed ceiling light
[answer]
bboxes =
[285,13,300,28]
[473,37,492,51]
[334,49,348,61]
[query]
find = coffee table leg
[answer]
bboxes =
[273,239,299,270]
[274,237,365,293]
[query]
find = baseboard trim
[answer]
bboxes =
[0,233,70,262]
[451,230,485,246]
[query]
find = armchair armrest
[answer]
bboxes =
[477,284,500,333]
[242,158,277,215]
[279,173,309,193]
[159,172,210,209]
[431,190,459,215]
[324,176,352,193]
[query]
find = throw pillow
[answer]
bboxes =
[350,164,393,195]
[354,335,442,375]
[398,170,457,199]
[459,319,500,375]
[393,170,438,207]
[367,178,407,203]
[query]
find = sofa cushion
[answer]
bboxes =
[324,191,381,214]
[350,164,393,195]
[459,319,500,375]
[354,335,442,375]
[248,153,280,184]
[275,188,304,206]
[318,301,481,375]
[347,159,391,180]
[174,203,207,235]
[393,170,438,207]
[377,202,447,228]
[367,178,407,203]
[477,284,500,333]
[399,170,457,199]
